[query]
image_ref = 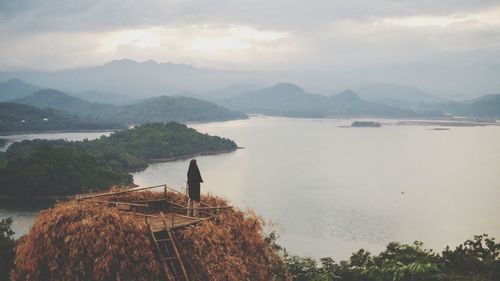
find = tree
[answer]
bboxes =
[0,218,15,281]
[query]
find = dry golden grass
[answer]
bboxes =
[11,188,284,281]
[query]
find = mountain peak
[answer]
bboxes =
[0,78,42,102]
[34,88,68,97]
[4,78,26,85]
[105,58,139,66]
[271,82,305,93]
[334,89,361,101]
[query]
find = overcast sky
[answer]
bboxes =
[1,0,499,97]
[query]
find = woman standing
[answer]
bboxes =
[187,159,203,217]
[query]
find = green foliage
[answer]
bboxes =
[89,122,237,162]
[113,95,247,124]
[0,144,132,196]
[0,122,237,197]
[0,102,121,133]
[13,89,247,125]
[283,235,500,281]
[0,218,15,281]
[441,234,500,280]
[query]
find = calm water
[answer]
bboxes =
[133,117,500,258]
[0,131,113,152]
[2,117,500,259]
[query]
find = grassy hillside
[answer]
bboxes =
[3,191,498,281]
[10,191,282,281]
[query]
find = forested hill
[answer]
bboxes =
[115,95,247,123]
[11,88,248,124]
[14,89,119,117]
[0,102,121,133]
[0,122,237,197]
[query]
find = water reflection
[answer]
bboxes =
[0,197,56,238]
[133,117,500,258]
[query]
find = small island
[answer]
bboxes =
[0,122,237,197]
[351,121,382,127]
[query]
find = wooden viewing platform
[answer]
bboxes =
[77,184,232,281]
[77,184,232,229]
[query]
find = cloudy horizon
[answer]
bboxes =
[1,0,499,98]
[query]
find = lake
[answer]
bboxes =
[0,131,113,152]
[2,117,500,259]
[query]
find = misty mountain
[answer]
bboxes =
[217,83,327,117]
[444,94,500,118]
[114,95,247,124]
[11,88,247,124]
[203,83,269,100]
[0,79,42,101]
[0,102,120,133]
[327,90,415,117]
[352,83,448,109]
[0,59,269,99]
[217,83,416,117]
[76,90,137,105]
[14,89,119,117]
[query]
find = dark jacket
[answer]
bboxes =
[187,160,203,200]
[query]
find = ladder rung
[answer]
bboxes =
[163,256,179,261]
[156,238,171,242]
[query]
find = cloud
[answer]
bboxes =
[0,0,499,96]
[1,0,499,32]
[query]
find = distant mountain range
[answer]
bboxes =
[216,82,500,118]
[441,94,500,118]
[216,83,417,118]
[352,83,449,109]
[1,73,499,120]
[6,86,247,128]
[0,59,268,98]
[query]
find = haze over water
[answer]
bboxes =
[133,116,500,259]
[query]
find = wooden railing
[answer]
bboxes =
[77,184,232,219]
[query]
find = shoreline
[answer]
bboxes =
[1,115,498,138]
[0,128,119,136]
[0,148,240,202]
[146,147,242,163]
[0,117,250,137]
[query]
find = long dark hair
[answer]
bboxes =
[187,159,203,183]
[188,159,198,170]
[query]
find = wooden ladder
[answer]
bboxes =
[149,212,190,281]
